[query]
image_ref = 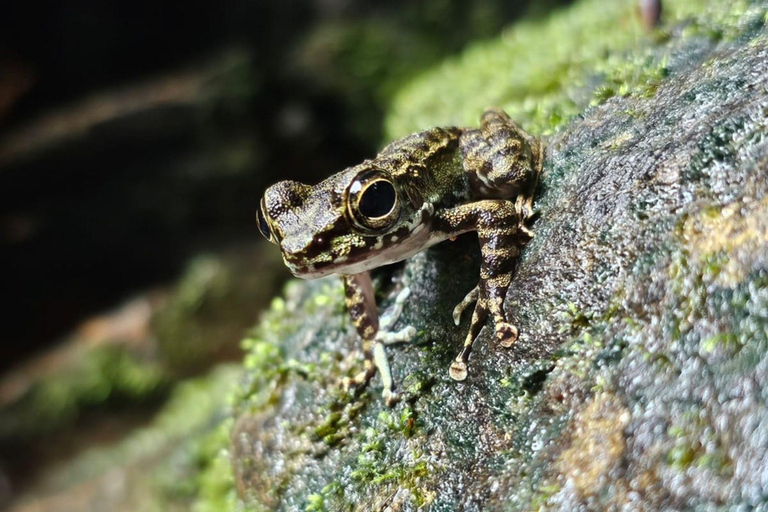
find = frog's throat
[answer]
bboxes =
[287,226,446,279]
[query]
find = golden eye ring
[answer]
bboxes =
[347,169,400,232]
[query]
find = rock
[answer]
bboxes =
[231,0,768,510]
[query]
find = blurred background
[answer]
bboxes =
[0,0,570,366]
[0,0,568,508]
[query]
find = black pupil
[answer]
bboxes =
[257,206,271,238]
[359,181,396,218]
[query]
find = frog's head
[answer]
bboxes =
[257,163,434,279]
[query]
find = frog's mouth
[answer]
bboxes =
[290,222,456,281]
[280,201,450,279]
[286,228,441,279]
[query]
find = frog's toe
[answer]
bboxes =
[342,365,375,392]
[449,360,468,381]
[376,325,417,345]
[452,307,462,326]
[496,322,519,348]
[453,285,480,325]
[519,224,534,240]
[383,389,400,406]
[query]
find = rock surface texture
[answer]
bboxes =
[233,4,768,512]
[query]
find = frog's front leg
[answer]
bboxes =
[342,273,413,406]
[434,200,530,381]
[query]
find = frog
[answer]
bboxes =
[256,108,542,405]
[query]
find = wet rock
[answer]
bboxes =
[232,2,768,510]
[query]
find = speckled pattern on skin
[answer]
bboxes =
[257,108,543,403]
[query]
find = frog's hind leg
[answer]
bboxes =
[461,108,543,220]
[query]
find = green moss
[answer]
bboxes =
[153,252,285,375]
[190,420,243,512]
[666,443,697,469]
[301,405,435,510]
[386,0,645,137]
[666,0,767,41]
[305,482,346,512]
[529,483,563,511]
[385,0,767,139]
[700,331,741,355]
[14,364,241,511]
[664,410,733,476]
[590,55,670,105]
[153,256,234,372]
[0,344,168,439]
[296,1,562,144]
[235,279,349,412]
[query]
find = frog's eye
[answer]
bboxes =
[359,180,396,217]
[257,201,276,244]
[347,170,400,232]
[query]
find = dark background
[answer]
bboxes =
[0,0,557,368]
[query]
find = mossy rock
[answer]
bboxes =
[232,0,768,510]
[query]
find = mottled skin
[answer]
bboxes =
[257,109,542,404]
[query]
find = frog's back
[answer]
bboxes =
[376,127,470,208]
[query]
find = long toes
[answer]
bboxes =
[452,307,462,326]
[377,325,417,344]
[449,360,468,381]
[496,322,519,348]
[383,390,400,406]
[520,224,534,240]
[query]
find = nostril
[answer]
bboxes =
[281,234,314,257]
[268,180,312,213]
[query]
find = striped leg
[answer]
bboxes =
[449,300,488,381]
[436,200,528,381]
[342,273,378,392]
[342,272,410,406]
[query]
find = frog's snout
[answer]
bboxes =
[264,180,312,214]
